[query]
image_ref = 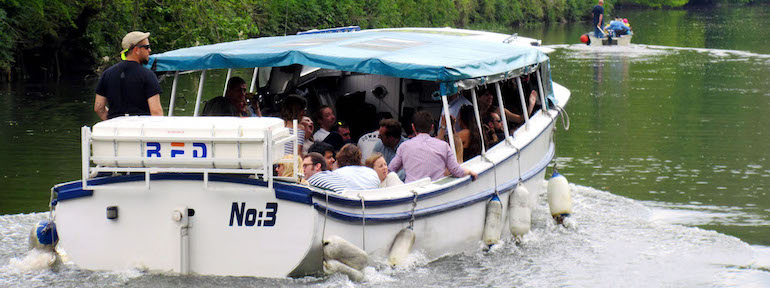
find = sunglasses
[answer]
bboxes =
[136,44,151,50]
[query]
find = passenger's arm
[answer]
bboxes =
[94,94,108,120]
[444,144,466,178]
[527,90,537,116]
[147,94,164,116]
[388,151,403,173]
[598,14,603,29]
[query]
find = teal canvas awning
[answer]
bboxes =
[148,31,549,82]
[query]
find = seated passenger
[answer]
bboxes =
[303,152,350,192]
[281,95,307,156]
[313,105,336,142]
[202,77,258,117]
[337,121,352,142]
[478,86,535,128]
[365,153,403,188]
[389,111,477,183]
[308,142,337,171]
[333,144,380,190]
[301,116,314,155]
[274,155,305,183]
[606,18,631,37]
[437,114,464,164]
[373,119,406,164]
[483,111,504,145]
[457,105,484,162]
[323,121,352,148]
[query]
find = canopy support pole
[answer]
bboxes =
[494,82,510,142]
[168,71,179,116]
[223,68,233,97]
[440,95,457,159]
[250,68,258,93]
[193,70,207,117]
[516,77,530,131]
[470,88,486,155]
[536,69,549,117]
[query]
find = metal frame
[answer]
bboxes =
[81,124,297,191]
[516,77,530,131]
[494,82,510,142]
[470,88,486,155]
[193,70,207,117]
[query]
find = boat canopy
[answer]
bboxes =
[147,31,549,84]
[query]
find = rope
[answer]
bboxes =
[515,146,523,183]
[48,187,55,222]
[408,190,418,229]
[359,194,366,251]
[321,191,329,247]
[483,154,499,198]
[555,105,571,131]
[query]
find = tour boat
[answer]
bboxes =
[41,27,572,278]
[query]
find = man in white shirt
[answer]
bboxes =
[313,105,336,142]
[333,144,380,190]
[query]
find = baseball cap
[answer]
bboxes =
[122,31,151,50]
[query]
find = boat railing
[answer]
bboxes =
[80,124,298,191]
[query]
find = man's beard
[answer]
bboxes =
[140,57,149,65]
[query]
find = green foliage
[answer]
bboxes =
[0,8,12,71]
[0,0,765,77]
[621,0,689,7]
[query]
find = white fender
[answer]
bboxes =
[323,259,366,282]
[322,235,368,271]
[482,195,503,246]
[508,184,531,237]
[388,227,415,267]
[547,171,573,224]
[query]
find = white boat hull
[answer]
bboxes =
[53,83,570,277]
[588,33,633,46]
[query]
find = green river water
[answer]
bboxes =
[1,3,768,252]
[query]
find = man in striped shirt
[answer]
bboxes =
[303,152,350,193]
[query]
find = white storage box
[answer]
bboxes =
[90,116,291,169]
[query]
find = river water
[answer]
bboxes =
[1,4,769,287]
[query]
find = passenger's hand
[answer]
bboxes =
[467,169,478,181]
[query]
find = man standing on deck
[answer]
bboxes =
[94,31,163,120]
[593,0,605,38]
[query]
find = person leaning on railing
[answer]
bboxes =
[389,110,477,183]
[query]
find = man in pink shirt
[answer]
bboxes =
[389,111,477,183]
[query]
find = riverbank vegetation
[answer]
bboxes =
[0,0,765,81]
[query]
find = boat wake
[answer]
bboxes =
[545,43,770,63]
[2,184,769,287]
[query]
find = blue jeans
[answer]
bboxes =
[594,27,605,38]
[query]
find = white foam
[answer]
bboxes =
[6,249,56,273]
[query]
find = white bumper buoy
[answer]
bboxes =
[508,184,531,237]
[28,220,58,251]
[323,259,365,282]
[482,195,503,246]
[547,171,573,225]
[322,235,368,271]
[388,227,415,267]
